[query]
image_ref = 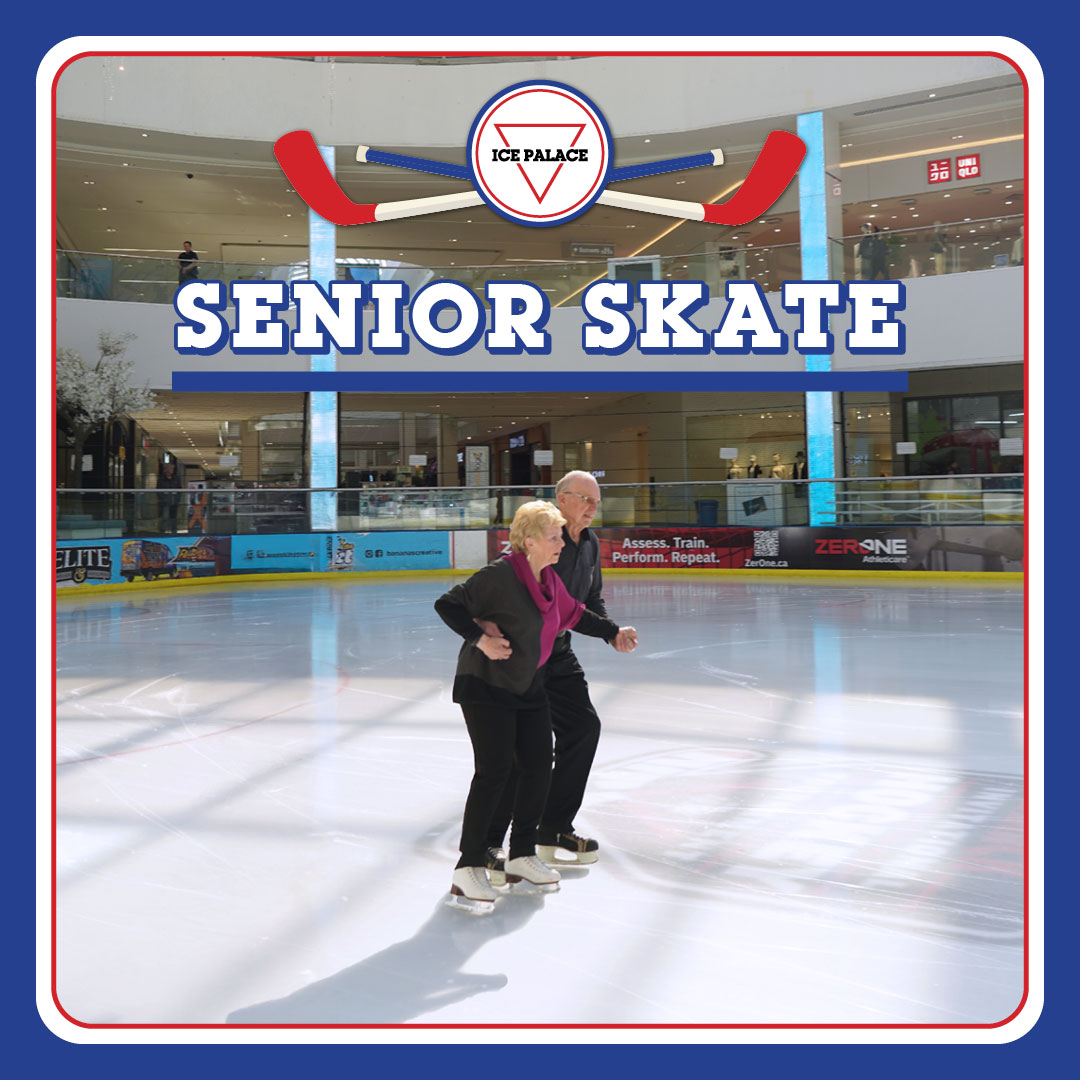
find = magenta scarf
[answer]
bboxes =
[506,552,584,667]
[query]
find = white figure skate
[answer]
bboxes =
[504,854,561,893]
[447,866,498,914]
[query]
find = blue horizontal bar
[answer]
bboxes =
[610,153,716,182]
[172,370,908,393]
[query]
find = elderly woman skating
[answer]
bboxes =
[434,500,624,914]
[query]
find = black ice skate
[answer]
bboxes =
[486,846,507,888]
[537,830,599,865]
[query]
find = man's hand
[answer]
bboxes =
[611,627,638,653]
[474,618,504,638]
[476,634,512,661]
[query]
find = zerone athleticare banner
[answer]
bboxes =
[487,527,1023,573]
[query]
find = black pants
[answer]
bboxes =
[486,646,601,847]
[161,492,180,532]
[456,698,553,869]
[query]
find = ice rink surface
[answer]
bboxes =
[54,574,1024,1027]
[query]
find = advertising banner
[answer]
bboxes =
[232,532,451,574]
[231,535,321,574]
[55,540,121,586]
[330,531,451,572]
[57,536,232,586]
[746,525,1023,572]
[487,525,1022,573]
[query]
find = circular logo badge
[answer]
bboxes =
[468,81,612,228]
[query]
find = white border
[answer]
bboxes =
[38,35,1044,1046]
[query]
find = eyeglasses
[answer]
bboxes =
[563,491,601,508]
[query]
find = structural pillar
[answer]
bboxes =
[308,144,338,531]
[797,111,844,525]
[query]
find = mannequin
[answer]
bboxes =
[930,222,948,275]
[726,461,741,479]
[792,450,808,498]
[746,454,762,479]
[1011,225,1024,267]
[770,453,784,479]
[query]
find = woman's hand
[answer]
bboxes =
[476,633,512,660]
[611,627,639,653]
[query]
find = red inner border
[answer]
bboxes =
[48,46,1028,1032]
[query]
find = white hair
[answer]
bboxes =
[555,470,598,495]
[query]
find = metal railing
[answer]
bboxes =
[55,475,1023,539]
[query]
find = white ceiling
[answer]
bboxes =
[57,74,1022,267]
[58,67,1024,470]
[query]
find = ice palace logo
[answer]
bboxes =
[467,81,612,227]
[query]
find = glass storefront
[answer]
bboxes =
[904,391,1024,475]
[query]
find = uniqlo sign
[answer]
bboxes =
[956,153,981,179]
[928,158,952,184]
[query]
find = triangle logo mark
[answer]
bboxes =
[492,124,587,205]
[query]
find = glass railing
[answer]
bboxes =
[56,475,1023,539]
[841,216,1023,280]
[56,251,311,305]
[829,474,1023,525]
[55,218,1021,312]
[55,247,802,308]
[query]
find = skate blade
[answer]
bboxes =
[537,845,598,866]
[506,876,560,893]
[446,890,495,915]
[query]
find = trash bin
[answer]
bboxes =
[694,499,719,526]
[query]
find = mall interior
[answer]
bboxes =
[53,52,1025,530]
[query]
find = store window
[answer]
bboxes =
[686,404,805,481]
[904,393,1024,475]
[338,409,440,486]
[843,398,896,477]
[256,413,305,483]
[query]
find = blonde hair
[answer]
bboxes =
[508,500,566,553]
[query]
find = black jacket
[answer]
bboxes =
[435,557,618,697]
